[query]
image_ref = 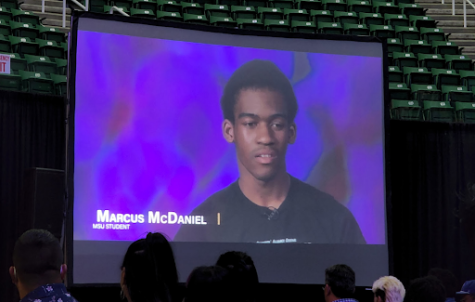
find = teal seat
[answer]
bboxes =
[391,99,421,120]
[236,18,264,30]
[19,70,54,94]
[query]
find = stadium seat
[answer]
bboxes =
[395,25,419,40]
[418,53,444,70]
[359,12,384,26]
[51,73,67,96]
[389,82,411,100]
[403,66,432,86]
[1,0,19,9]
[334,11,358,24]
[219,0,242,6]
[0,19,10,36]
[369,24,394,38]
[295,0,322,10]
[0,33,10,52]
[181,2,204,15]
[210,15,236,26]
[455,102,475,123]
[6,52,27,73]
[36,39,63,59]
[183,13,208,24]
[432,68,460,88]
[11,9,39,25]
[387,38,403,53]
[384,13,408,27]
[317,21,343,34]
[460,70,475,92]
[343,23,368,35]
[409,15,436,28]
[132,0,157,10]
[420,27,446,42]
[404,39,431,54]
[205,4,231,17]
[10,21,39,39]
[0,7,13,22]
[237,18,265,29]
[19,70,54,94]
[373,2,399,15]
[389,66,404,83]
[24,54,57,75]
[291,20,316,33]
[393,52,418,68]
[391,99,421,120]
[283,8,309,22]
[322,0,346,11]
[0,73,21,90]
[54,57,67,75]
[441,85,473,103]
[411,84,441,102]
[194,0,218,4]
[130,8,156,18]
[396,0,415,4]
[156,11,182,21]
[258,7,284,21]
[87,0,108,13]
[269,0,294,9]
[9,36,38,56]
[264,19,290,31]
[157,0,181,12]
[398,3,425,15]
[348,0,371,13]
[432,41,461,55]
[38,26,65,43]
[245,0,268,9]
[311,10,333,23]
[231,5,257,19]
[445,54,474,71]
[423,100,453,122]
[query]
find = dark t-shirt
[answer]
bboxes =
[174,176,366,244]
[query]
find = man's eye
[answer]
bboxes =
[244,122,257,127]
[272,123,284,129]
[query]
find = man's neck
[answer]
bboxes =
[238,171,291,208]
[18,279,62,299]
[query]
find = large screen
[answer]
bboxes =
[69,13,388,285]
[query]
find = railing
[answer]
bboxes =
[442,0,475,28]
[56,0,130,28]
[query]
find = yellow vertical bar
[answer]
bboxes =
[217,213,221,225]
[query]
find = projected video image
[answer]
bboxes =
[74,32,384,244]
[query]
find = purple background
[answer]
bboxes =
[74,31,384,243]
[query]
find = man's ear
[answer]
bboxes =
[376,295,383,302]
[60,264,67,281]
[9,266,18,285]
[222,119,235,143]
[288,122,297,144]
[325,284,331,296]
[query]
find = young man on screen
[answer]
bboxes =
[174,59,365,244]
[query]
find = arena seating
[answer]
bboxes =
[0,0,474,121]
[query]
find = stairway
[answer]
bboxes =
[417,0,475,61]
[20,0,72,31]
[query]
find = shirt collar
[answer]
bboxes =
[21,283,68,302]
[334,298,359,302]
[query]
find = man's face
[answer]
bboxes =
[222,88,296,182]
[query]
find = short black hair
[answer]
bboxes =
[122,232,179,302]
[404,276,446,302]
[185,265,232,302]
[427,268,459,298]
[216,251,259,302]
[220,60,298,123]
[13,229,62,282]
[325,264,356,299]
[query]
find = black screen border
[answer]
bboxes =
[66,11,391,287]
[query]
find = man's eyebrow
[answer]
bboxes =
[237,113,288,119]
[238,113,259,119]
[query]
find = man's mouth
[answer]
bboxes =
[255,152,277,164]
